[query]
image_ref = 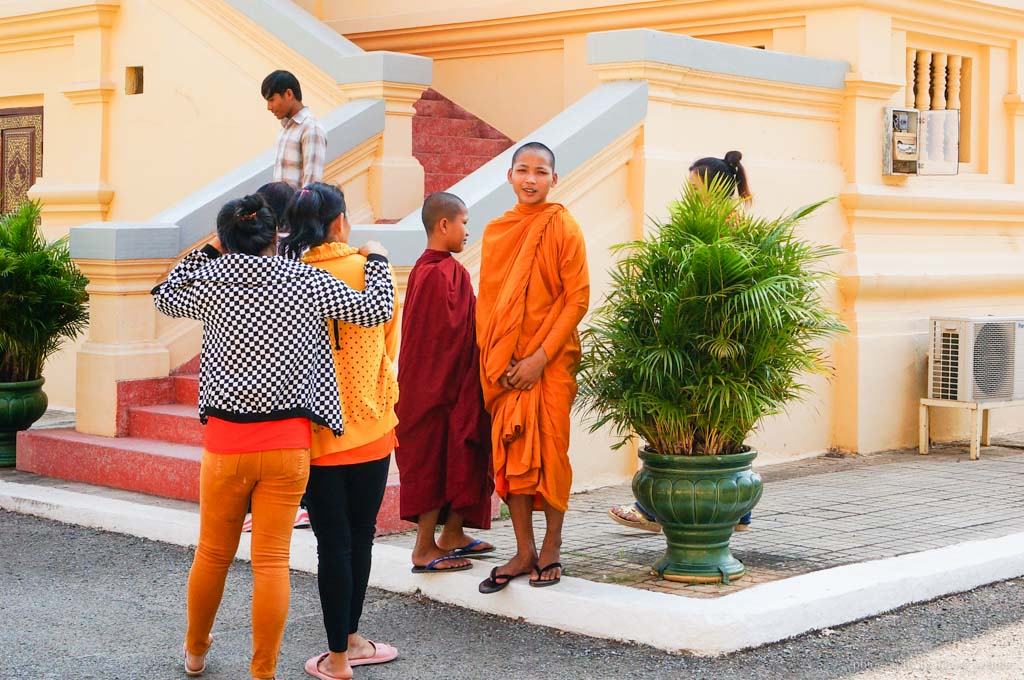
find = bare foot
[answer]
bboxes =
[532,540,562,583]
[317,652,353,680]
[495,551,537,580]
[411,544,471,571]
[185,634,211,674]
[437,531,494,554]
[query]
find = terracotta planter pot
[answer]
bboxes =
[633,447,762,583]
[0,378,48,467]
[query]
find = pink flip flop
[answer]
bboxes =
[304,653,345,680]
[350,640,398,667]
[305,643,398,679]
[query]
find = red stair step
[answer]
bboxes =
[17,428,202,502]
[128,403,203,446]
[174,374,199,406]
[16,428,415,534]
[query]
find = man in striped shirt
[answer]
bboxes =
[262,70,327,189]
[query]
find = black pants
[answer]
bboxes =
[305,455,390,653]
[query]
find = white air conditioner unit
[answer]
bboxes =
[928,316,1024,402]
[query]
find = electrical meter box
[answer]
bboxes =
[883,107,960,176]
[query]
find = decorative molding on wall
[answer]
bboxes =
[589,29,848,89]
[62,80,116,105]
[0,1,119,44]
[843,73,903,101]
[1005,93,1024,116]
[338,82,428,116]
[597,61,843,122]
[337,2,808,55]
[840,184,1024,223]
[27,181,113,215]
[75,259,175,295]
[339,1,1024,56]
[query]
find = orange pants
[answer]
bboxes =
[185,448,309,679]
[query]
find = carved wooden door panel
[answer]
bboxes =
[0,107,43,214]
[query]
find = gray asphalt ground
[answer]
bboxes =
[2,510,1022,680]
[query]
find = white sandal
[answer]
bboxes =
[607,504,662,533]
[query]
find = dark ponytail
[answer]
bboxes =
[255,181,296,227]
[216,194,277,256]
[689,150,752,200]
[279,182,346,260]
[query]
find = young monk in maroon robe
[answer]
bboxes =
[395,191,495,573]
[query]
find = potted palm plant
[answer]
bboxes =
[0,200,89,466]
[577,181,846,583]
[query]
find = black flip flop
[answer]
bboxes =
[478,566,532,594]
[529,562,562,587]
[411,554,473,574]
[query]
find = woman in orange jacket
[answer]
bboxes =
[280,182,400,680]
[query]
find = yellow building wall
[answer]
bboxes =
[328,0,789,139]
[7,0,1024,467]
[625,62,846,465]
[1,0,357,409]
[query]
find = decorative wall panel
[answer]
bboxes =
[0,107,44,214]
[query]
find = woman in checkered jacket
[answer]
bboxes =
[153,193,394,680]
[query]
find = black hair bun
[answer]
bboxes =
[724,150,743,167]
[237,194,265,215]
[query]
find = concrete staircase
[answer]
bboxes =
[17,364,413,534]
[412,88,514,196]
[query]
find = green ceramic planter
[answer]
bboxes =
[0,378,48,467]
[633,447,762,583]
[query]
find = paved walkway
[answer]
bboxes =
[6,511,1024,679]
[380,439,1024,598]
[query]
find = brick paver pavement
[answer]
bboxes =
[380,439,1024,598]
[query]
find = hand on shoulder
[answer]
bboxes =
[359,240,389,258]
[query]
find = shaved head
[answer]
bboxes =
[421,191,467,233]
[511,141,555,170]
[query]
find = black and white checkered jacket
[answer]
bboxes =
[152,245,394,435]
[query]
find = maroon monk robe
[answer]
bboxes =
[395,249,494,529]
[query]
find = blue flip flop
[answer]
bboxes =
[411,554,473,574]
[452,539,496,558]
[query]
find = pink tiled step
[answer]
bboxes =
[128,403,203,446]
[17,428,202,502]
[16,427,415,533]
[173,374,199,406]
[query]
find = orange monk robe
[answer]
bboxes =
[476,202,590,512]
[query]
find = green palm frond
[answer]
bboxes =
[577,178,847,455]
[0,201,90,382]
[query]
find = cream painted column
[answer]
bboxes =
[74,259,173,436]
[805,9,903,453]
[27,8,119,238]
[1006,40,1024,184]
[832,76,901,454]
[339,81,427,220]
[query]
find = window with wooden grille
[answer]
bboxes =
[906,49,971,162]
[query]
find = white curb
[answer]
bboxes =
[3,479,1023,655]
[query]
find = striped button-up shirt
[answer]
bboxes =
[273,106,327,189]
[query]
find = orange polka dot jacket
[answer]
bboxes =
[302,242,400,463]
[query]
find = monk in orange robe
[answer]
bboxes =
[476,142,590,592]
